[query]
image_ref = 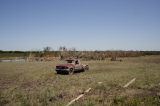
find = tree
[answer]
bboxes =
[59,46,67,51]
[43,46,52,52]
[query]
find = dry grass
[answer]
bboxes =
[0,56,160,106]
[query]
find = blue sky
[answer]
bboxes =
[0,0,160,51]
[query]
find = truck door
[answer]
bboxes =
[75,60,80,70]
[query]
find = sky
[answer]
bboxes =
[0,0,160,51]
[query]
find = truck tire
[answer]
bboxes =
[69,68,74,75]
[82,67,85,72]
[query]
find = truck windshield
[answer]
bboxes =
[64,60,74,64]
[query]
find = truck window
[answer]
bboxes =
[75,60,79,64]
[66,60,74,64]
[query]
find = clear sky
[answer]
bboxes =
[0,0,160,51]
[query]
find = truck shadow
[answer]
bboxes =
[56,70,85,75]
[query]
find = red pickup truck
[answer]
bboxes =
[55,59,89,74]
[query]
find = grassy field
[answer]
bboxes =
[0,56,160,106]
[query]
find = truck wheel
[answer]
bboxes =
[82,67,85,72]
[69,68,74,75]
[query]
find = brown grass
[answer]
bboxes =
[0,55,160,106]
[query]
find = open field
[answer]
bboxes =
[0,56,160,106]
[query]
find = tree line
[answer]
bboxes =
[0,47,160,60]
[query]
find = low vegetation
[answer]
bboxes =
[0,55,160,106]
[1,48,160,61]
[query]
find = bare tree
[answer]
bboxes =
[43,46,52,52]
